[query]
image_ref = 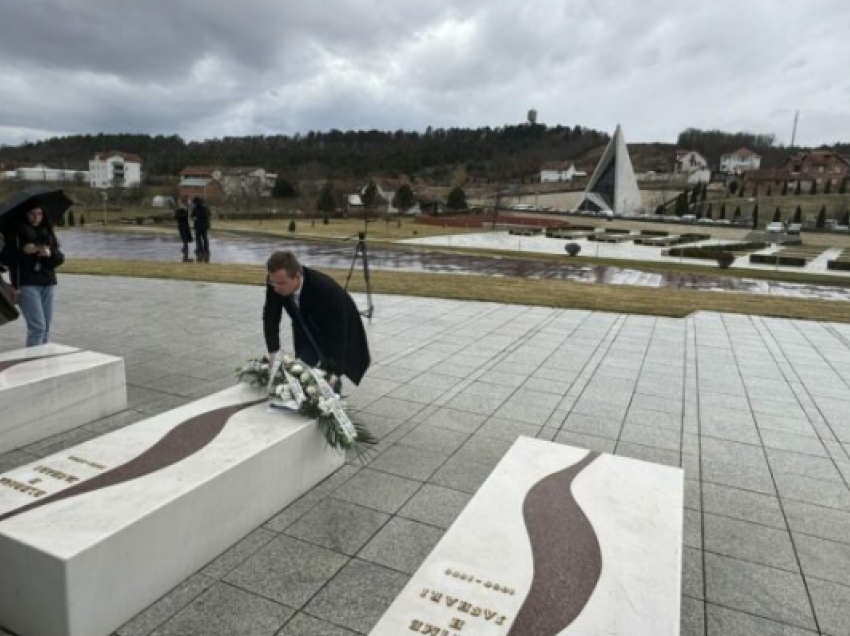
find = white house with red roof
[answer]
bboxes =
[89,151,143,188]
[720,147,761,174]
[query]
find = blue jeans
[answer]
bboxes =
[19,285,55,347]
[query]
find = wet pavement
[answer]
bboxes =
[58,229,850,302]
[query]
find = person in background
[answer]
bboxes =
[190,196,211,255]
[2,205,64,347]
[262,250,370,390]
[0,233,21,339]
[174,199,193,254]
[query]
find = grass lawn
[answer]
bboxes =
[64,259,850,324]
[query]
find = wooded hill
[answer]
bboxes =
[0,125,610,184]
[2,127,847,185]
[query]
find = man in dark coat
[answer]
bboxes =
[263,251,370,385]
[190,196,211,254]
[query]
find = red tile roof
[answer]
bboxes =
[95,151,142,162]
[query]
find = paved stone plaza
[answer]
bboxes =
[1,275,849,636]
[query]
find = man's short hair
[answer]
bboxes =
[267,251,302,277]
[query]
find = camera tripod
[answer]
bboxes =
[344,231,374,319]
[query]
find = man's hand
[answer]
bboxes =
[23,243,39,255]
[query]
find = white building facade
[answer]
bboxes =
[540,162,586,182]
[675,150,709,173]
[89,152,143,188]
[6,164,87,182]
[720,148,761,174]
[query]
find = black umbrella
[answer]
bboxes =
[0,186,74,233]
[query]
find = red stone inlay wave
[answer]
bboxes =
[507,451,602,636]
[0,397,265,524]
[0,350,78,375]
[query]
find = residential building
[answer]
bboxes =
[89,152,143,188]
[674,150,709,173]
[720,148,761,174]
[359,178,420,214]
[6,163,87,183]
[178,166,277,203]
[540,161,587,182]
[784,151,849,191]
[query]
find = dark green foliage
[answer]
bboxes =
[67,210,75,227]
[795,180,802,195]
[446,186,468,210]
[716,252,736,268]
[810,180,818,195]
[654,204,664,215]
[729,181,739,195]
[773,207,781,223]
[361,181,381,208]
[719,203,726,220]
[565,243,581,256]
[793,206,802,223]
[272,177,298,198]
[316,183,336,215]
[840,178,848,195]
[322,216,329,225]
[79,213,85,227]
[752,204,759,229]
[0,127,613,183]
[288,220,297,232]
[392,184,415,214]
[781,180,788,195]
[824,180,832,195]
[816,206,826,228]
[674,191,689,216]
[841,210,850,226]
[705,203,713,219]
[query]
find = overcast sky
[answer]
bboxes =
[1,0,848,148]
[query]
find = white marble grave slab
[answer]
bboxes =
[0,344,127,454]
[370,437,684,636]
[0,384,345,636]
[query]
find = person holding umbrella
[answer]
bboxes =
[0,233,21,338]
[0,187,70,347]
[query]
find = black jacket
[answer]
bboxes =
[191,204,210,231]
[263,267,370,385]
[0,222,64,288]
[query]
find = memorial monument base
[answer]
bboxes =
[370,437,684,636]
[0,344,126,454]
[0,384,344,636]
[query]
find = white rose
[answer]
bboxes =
[300,372,311,383]
[306,385,317,396]
[283,354,293,365]
[291,364,304,375]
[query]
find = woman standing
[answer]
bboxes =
[174,200,193,253]
[4,205,64,347]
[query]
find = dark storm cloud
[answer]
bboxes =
[0,0,848,146]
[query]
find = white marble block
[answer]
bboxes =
[0,384,345,636]
[370,437,684,636]
[0,344,127,454]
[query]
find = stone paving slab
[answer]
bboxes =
[1,275,850,635]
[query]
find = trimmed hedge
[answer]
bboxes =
[667,240,764,259]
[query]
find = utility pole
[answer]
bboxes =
[790,111,799,147]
